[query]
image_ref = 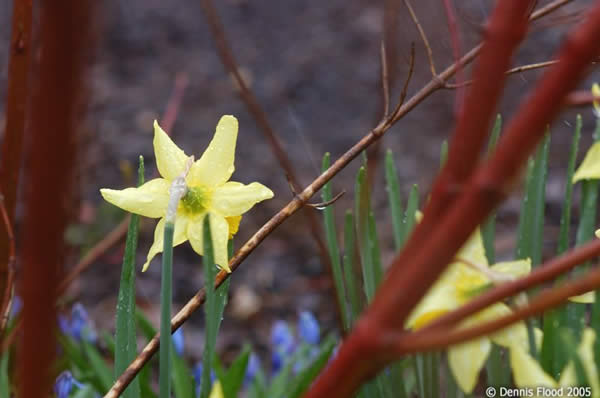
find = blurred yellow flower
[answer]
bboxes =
[101,115,273,272]
[406,229,534,393]
[208,381,224,398]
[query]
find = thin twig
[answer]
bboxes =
[444,60,560,89]
[390,43,416,120]
[0,193,16,336]
[105,1,574,396]
[380,41,391,119]
[402,0,437,77]
[306,190,346,209]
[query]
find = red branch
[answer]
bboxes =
[18,2,91,397]
[0,0,32,326]
[304,0,600,396]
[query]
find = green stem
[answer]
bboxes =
[159,222,174,398]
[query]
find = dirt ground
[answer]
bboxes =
[0,0,597,362]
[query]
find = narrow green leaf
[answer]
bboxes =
[200,217,229,398]
[542,115,581,377]
[367,210,384,289]
[171,345,194,398]
[423,352,440,398]
[0,352,9,398]
[516,133,550,266]
[413,354,425,398]
[560,330,589,387]
[266,361,293,398]
[440,140,448,168]
[322,153,349,329]
[482,115,502,264]
[400,185,420,248]
[83,341,113,393]
[159,221,175,398]
[221,346,251,398]
[288,338,336,398]
[343,211,361,326]
[385,150,404,251]
[591,286,600,382]
[486,346,510,388]
[557,115,582,256]
[355,165,376,301]
[114,155,144,398]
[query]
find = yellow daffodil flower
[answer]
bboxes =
[100,115,274,272]
[406,229,534,393]
[511,328,599,397]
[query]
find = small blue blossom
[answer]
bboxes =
[59,303,97,343]
[298,311,320,345]
[54,371,83,398]
[244,352,261,385]
[172,327,184,356]
[9,295,21,319]
[193,361,216,396]
[270,320,295,372]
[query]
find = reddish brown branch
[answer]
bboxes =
[18,1,91,397]
[0,0,32,329]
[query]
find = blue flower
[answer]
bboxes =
[244,352,261,385]
[298,311,320,345]
[172,327,184,356]
[54,371,83,398]
[9,295,21,319]
[270,320,295,372]
[193,361,216,396]
[59,303,97,343]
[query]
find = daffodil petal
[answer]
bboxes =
[448,337,491,393]
[226,215,242,238]
[100,178,171,218]
[188,115,238,188]
[595,229,600,239]
[573,141,600,183]
[569,291,595,303]
[208,381,225,398]
[559,328,599,393]
[142,217,190,271]
[457,228,488,268]
[187,213,231,272]
[510,345,558,389]
[472,303,538,351]
[153,120,189,181]
[490,259,531,279]
[406,263,463,329]
[211,181,274,217]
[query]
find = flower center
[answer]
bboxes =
[180,186,208,215]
